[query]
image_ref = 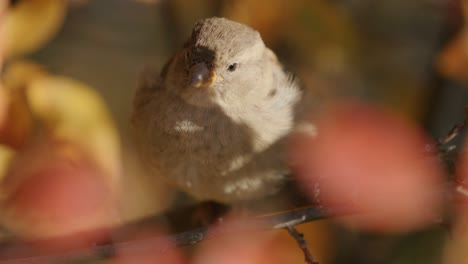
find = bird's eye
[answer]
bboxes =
[227,63,238,72]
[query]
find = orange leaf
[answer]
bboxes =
[437,28,468,83]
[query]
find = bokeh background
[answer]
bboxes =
[1,0,468,263]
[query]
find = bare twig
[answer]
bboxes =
[438,123,465,146]
[0,205,330,263]
[286,225,319,264]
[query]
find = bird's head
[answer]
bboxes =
[166,17,274,108]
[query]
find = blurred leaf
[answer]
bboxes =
[0,60,121,190]
[437,0,468,84]
[1,0,67,59]
[0,84,32,149]
[0,138,118,239]
[437,28,468,83]
[0,60,122,237]
[0,145,15,183]
[26,75,122,186]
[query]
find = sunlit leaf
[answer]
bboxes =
[1,0,67,59]
[26,75,122,186]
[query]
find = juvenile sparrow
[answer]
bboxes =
[132,17,311,203]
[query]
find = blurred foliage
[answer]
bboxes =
[0,0,467,263]
[437,0,468,83]
[0,60,122,187]
[1,0,67,59]
[0,55,122,240]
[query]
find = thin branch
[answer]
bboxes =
[439,104,467,147]
[287,225,319,264]
[438,123,465,145]
[0,205,331,263]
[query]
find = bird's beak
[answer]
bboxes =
[190,62,217,88]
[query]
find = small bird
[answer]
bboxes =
[132,17,313,204]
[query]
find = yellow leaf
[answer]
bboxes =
[27,75,122,186]
[1,0,67,59]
